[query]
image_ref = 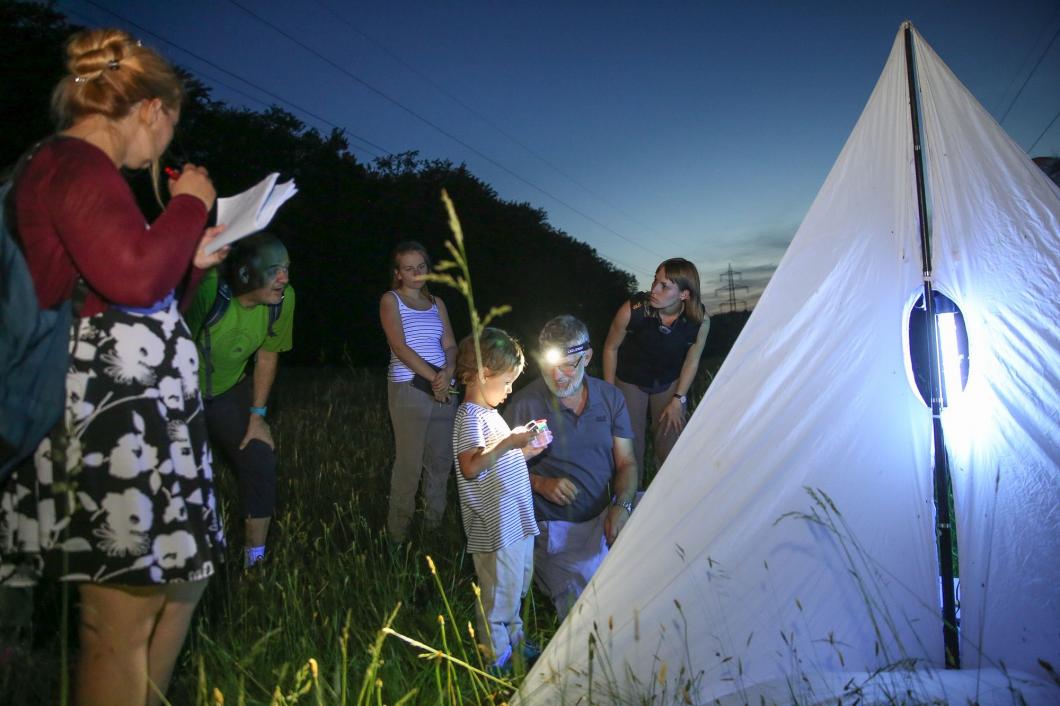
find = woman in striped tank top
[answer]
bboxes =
[379,241,458,542]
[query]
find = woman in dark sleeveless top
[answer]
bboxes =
[603,258,708,487]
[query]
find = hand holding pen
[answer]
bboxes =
[165,163,216,211]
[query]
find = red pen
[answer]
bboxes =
[164,166,181,180]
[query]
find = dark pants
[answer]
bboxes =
[204,377,277,518]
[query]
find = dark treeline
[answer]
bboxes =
[2,1,748,370]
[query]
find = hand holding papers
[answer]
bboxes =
[205,173,298,254]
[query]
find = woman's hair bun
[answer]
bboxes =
[51,27,182,129]
[66,28,131,82]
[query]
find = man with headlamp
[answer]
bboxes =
[503,315,637,618]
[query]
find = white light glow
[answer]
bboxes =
[937,312,963,406]
[544,347,562,365]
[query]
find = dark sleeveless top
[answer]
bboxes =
[615,292,702,391]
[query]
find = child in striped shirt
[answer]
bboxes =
[453,328,550,669]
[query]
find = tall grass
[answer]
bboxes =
[0,366,724,705]
[0,191,729,704]
[0,367,558,705]
[179,367,557,705]
[0,188,568,704]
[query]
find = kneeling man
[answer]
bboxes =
[503,315,637,618]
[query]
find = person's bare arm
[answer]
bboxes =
[602,301,631,385]
[658,321,709,435]
[603,436,638,545]
[431,297,459,401]
[457,428,536,479]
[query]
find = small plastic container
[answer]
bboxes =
[528,419,552,448]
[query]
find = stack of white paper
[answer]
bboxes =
[206,173,298,254]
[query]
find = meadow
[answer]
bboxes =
[0,359,722,705]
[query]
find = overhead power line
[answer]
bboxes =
[1027,107,1060,154]
[994,4,1060,117]
[67,0,656,279]
[998,19,1060,125]
[71,0,393,160]
[224,0,665,262]
[311,0,679,249]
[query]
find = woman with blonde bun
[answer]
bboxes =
[0,28,226,706]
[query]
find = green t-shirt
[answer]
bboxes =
[185,268,296,396]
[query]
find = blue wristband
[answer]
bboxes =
[249,406,267,417]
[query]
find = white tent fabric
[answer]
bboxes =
[914,35,1060,677]
[516,25,1059,705]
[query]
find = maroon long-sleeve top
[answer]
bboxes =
[15,137,208,317]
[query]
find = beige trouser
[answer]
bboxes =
[615,378,683,487]
[472,535,535,666]
[533,511,609,620]
[385,379,456,542]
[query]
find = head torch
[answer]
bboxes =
[542,340,591,365]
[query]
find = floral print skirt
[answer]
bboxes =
[0,301,225,585]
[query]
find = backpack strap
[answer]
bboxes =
[203,278,233,330]
[198,277,232,400]
[266,294,284,337]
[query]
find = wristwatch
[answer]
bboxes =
[674,392,687,405]
[611,496,633,514]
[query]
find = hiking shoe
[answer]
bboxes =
[520,639,542,664]
[486,662,513,679]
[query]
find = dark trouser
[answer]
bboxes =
[204,376,277,519]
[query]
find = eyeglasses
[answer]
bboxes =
[553,353,586,376]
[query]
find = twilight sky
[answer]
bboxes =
[56,0,1060,310]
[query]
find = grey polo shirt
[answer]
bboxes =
[503,376,633,523]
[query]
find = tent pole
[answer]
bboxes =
[903,22,960,669]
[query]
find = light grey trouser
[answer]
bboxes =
[533,511,608,620]
[385,379,456,542]
[615,378,683,486]
[472,534,535,666]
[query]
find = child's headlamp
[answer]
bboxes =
[542,341,591,365]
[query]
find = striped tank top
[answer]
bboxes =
[387,290,447,382]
